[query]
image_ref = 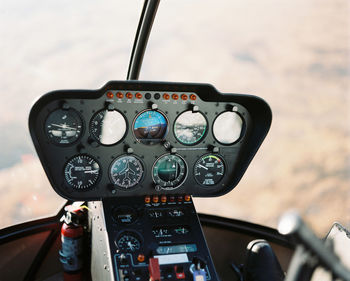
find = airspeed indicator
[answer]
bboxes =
[64,155,100,190]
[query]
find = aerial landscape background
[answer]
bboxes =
[0,0,349,236]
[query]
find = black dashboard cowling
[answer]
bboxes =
[29,81,272,201]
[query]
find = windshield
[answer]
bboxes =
[141,0,350,235]
[0,0,140,228]
[1,0,349,236]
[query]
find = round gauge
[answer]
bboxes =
[213,111,244,145]
[45,108,83,145]
[133,110,168,144]
[64,155,100,190]
[174,111,207,145]
[90,109,127,145]
[110,155,144,189]
[194,154,225,186]
[116,232,141,252]
[152,154,187,190]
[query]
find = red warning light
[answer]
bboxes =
[190,94,196,100]
[172,94,179,100]
[106,92,114,99]
[126,92,133,99]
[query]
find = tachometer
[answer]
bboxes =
[90,109,127,145]
[45,108,83,145]
[64,155,100,190]
[133,110,168,144]
[174,111,207,145]
[152,154,187,190]
[109,155,144,189]
[194,154,225,186]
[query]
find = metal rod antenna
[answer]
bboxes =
[127,0,160,80]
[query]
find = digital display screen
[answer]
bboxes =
[156,244,197,255]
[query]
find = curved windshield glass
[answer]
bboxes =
[141,0,350,235]
[0,0,140,229]
[1,0,349,237]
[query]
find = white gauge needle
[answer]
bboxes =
[84,170,98,174]
[198,164,208,170]
[127,241,134,251]
[51,123,76,131]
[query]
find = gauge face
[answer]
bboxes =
[152,154,187,190]
[133,110,168,144]
[110,155,144,189]
[45,108,83,145]
[174,111,207,145]
[194,154,225,186]
[213,111,243,144]
[116,232,141,252]
[64,155,100,190]
[90,110,127,145]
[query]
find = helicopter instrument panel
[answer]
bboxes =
[29,81,271,201]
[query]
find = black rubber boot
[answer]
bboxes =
[243,239,285,281]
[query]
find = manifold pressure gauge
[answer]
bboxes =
[194,154,225,186]
[64,155,100,190]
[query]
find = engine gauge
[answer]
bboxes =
[45,108,83,145]
[194,154,225,186]
[90,109,127,145]
[133,110,168,144]
[213,111,243,145]
[116,232,141,252]
[110,155,144,189]
[64,155,100,190]
[152,154,187,190]
[174,111,207,145]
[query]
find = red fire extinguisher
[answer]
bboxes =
[59,203,87,281]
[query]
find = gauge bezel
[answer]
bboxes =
[108,154,145,191]
[44,107,84,146]
[173,110,208,146]
[212,110,246,146]
[132,109,169,145]
[194,153,226,187]
[89,108,128,146]
[151,153,188,190]
[115,230,143,252]
[63,154,102,191]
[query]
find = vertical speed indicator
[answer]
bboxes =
[194,154,225,186]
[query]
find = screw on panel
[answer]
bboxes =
[192,105,199,113]
[151,103,158,110]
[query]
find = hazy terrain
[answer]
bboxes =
[0,0,349,236]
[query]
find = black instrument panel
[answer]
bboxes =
[29,81,271,200]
